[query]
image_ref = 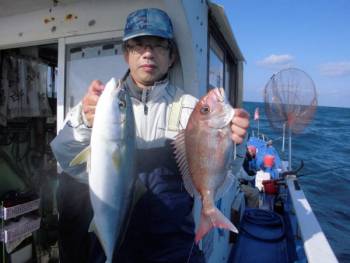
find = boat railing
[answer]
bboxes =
[285,175,338,263]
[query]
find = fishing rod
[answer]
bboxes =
[298,164,350,177]
[281,160,304,178]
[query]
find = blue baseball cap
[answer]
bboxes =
[123,8,174,41]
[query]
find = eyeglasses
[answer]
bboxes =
[126,41,170,55]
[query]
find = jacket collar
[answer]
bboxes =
[124,73,169,103]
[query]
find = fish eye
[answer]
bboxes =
[118,99,126,109]
[200,105,210,114]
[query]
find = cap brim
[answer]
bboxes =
[123,31,172,41]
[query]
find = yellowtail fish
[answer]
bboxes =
[70,78,136,262]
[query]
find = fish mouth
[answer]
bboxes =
[219,88,235,127]
[208,105,235,129]
[223,106,235,125]
[213,87,225,102]
[208,88,234,129]
[218,88,225,102]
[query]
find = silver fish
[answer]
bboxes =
[70,78,136,262]
[173,87,238,243]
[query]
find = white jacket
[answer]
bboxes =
[50,76,197,184]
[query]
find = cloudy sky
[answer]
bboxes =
[213,0,350,108]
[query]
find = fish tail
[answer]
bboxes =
[195,207,238,243]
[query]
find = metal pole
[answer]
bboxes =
[289,127,292,170]
[233,143,237,160]
[282,122,286,152]
[1,201,5,263]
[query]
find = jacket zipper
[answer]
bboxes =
[141,88,149,115]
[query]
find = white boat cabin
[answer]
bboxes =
[0,0,244,129]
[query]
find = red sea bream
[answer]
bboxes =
[173,87,238,243]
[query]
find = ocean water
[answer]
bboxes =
[244,101,350,262]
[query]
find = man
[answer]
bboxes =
[51,8,249,263]
[240,145,259,208]
[243,145,258,176]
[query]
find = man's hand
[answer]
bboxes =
[82,80,105,127]
[231,108,250,144]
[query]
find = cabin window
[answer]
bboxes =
[208,15,241,106]
[65,40,128,112]
[208,34,235,104]
[209,36,224,89]
[225,58,231,99]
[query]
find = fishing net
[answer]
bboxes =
[264,68,317,134]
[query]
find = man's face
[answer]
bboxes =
[247,146,256,158]
[124,36,175,88]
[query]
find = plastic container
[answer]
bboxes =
[229,209,287,263]
[263,180,279,195]
[0,198,40,220]
[263,155,275,168]
[0,215,41,243]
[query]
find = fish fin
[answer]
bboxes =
[69,146,91,167]
[112,148,121,170]
[172,130,199,197]
[214,170,235,201]
[131,178,147,209]
[215,140,246,200]
[195,206,238,243]
[88,219,96,233]
[89,217,110,260]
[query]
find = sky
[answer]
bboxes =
[213,0,350,108]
